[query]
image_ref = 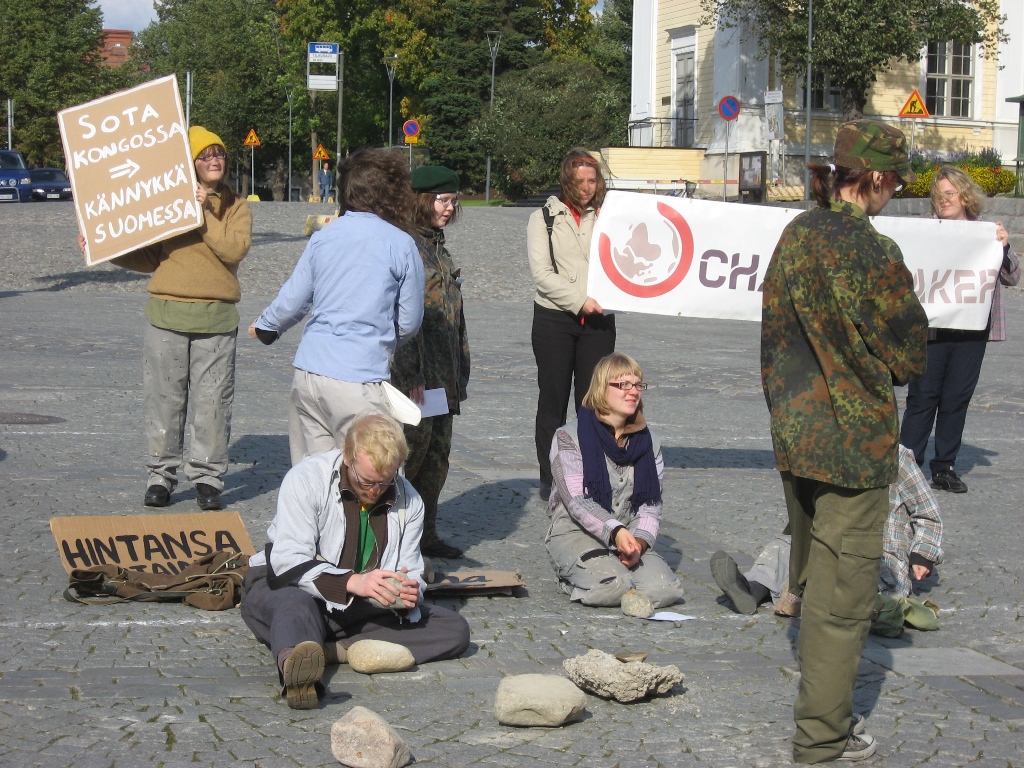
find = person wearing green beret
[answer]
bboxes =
[390,165,470,559]
[78,126,252,511]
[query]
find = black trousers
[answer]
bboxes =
[900,330,988,475]
[531,303,616,485]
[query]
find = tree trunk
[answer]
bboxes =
[841,84,867,122]
[268,157,287,201]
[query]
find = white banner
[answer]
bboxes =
[588,191,1004,330]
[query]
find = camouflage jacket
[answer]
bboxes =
[761,199,927,489]
[391,227,470,414]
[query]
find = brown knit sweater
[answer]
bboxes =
[112,185,252,303]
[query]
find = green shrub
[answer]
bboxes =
[898,164,1017,198]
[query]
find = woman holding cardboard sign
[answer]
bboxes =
[79,126,251,511]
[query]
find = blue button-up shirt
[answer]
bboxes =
[257,211,424,383]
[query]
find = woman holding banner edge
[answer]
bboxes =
[79,126,251,511]
[527,148,615,501]
[899,166,1020,494]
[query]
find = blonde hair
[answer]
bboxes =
[930,165,985,221]
[343,412,409,474]
[581,353,645,416]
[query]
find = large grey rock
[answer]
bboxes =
[330,706,411,768]
[620,589,654,618]
[494,674,588,727]
[563,649,684,703]
[347,639,415,674]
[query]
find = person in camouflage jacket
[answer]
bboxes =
[391,166,470,559]
[761,121,927,763]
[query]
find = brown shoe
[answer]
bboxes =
[774,581,802,618]
[281,641,324,709]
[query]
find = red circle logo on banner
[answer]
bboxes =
[598,202,694,298]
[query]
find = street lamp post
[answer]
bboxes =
[485,30,501,205]
[803,0,813,200]
[385,54,399,148]
[286,88,294,202]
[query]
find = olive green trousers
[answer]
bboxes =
[782,472,887,764]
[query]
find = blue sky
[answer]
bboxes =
[97,0,157,32]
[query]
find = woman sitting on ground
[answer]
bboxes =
[545,353,686,608]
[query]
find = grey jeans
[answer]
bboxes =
[143,323,236,491]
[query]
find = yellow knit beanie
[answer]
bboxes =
[188,126,224,160]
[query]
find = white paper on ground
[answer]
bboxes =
[419,388,450,418]
[644,611,697,622]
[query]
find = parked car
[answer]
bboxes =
[0,149,31,203]
[25,168,73,201]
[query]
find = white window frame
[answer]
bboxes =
[924,41,978,120]
[670,27,697,148]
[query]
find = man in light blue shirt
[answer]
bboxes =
[250,148,424,464]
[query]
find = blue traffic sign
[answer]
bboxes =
[403,120,420,138]
[718,96,741,121]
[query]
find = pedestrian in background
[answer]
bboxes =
[391,166,470,559]
[250,148,423,465]
[900,166,1020,494]
[761,120,927,763]
[527,148,615,501]
[318,162,333,202]
[80,126,251,511]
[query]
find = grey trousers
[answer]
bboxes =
[143,323,236,491]
[287,369,393,465]
[546,523,686,608]
[240,566,470,667]
[745,535,792,605]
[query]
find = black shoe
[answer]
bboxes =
[710,550,758,614]
[539,481,552,501]
[931,469,967,493]
[144,485,170,507]
[196,483,223,510]
[421,538,464,559]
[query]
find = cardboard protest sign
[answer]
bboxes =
[425,569,525,596]
[588,191,1004,330]
[58,74,203,266]
[50,511,255,576]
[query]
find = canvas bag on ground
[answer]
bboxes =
[64,551,249,610]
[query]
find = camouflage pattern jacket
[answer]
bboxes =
[761,199,927,489]
[391,227,470,414]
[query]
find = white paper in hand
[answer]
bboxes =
[419,388,450,419]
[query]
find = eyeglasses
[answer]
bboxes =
[435,194,459,208]
[608,381,648,392]
[893,183,904,194]
[939,190,959,200]
[350,465,395,492]
[196,150,227,162]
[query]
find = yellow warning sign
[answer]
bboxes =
[898,89,930,119]
[312,144,330,161]
[404,135,418,145]
[243,129,261,147]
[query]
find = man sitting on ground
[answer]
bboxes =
[712,445,943,615]
[241,412,470,709]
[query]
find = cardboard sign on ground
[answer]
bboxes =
[425,569,525,597]
[50,511,255,576]
[58,74,203,266]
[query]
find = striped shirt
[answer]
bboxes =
[882,445,944,596]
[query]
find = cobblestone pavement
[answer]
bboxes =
[1,201,1023,767]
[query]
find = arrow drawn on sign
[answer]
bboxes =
[109,159,140,180]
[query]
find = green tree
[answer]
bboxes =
[473,59,627,200]
[0,0,111,166]
[700,0,1008,120]
[134,0,289,196]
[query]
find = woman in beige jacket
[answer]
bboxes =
[527,148,615,500]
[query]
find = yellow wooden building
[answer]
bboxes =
[614,0,1024,198]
